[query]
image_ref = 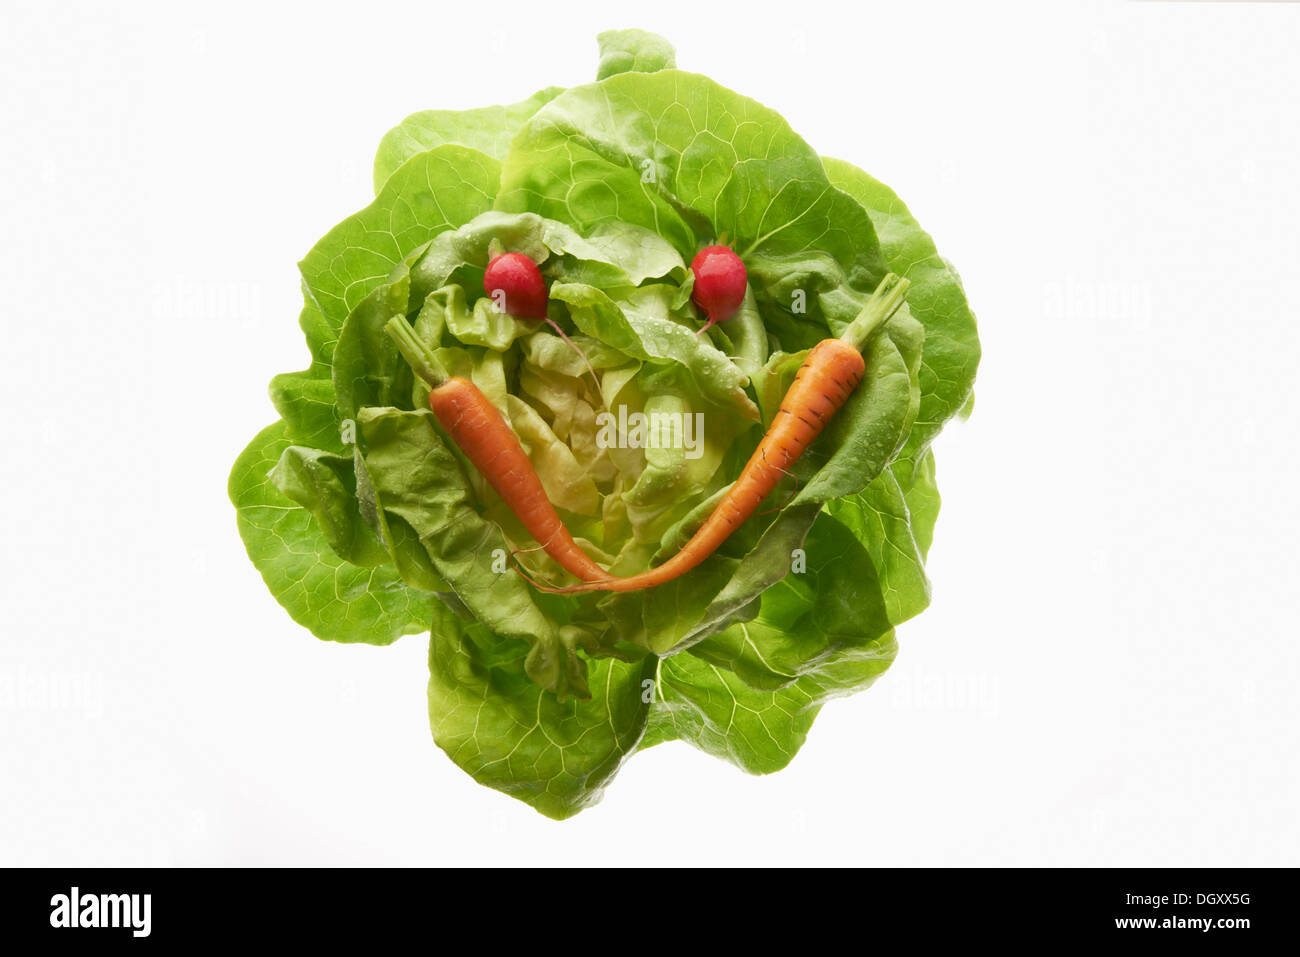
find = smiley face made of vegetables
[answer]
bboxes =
[231,29,980,818]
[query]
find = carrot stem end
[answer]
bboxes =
[384,317,448,389]
[839,273,911,352]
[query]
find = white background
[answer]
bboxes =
[2,0,1297,866]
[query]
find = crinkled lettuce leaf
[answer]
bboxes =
[643,510,898,770]
[821,157,981,457]
[409,210,686,298]
[230,422,437,645]
[596,28,677,81]
[551,282,758,420]
[373,87,564,194]
[496,69,888,298]
[300,145,500,359]
[356,406,588,699]
[427,601,655,820]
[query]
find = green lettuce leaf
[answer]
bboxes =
[355,406,589,699]
[230,422,436,645]
[299,145,500,360]
[595,28,677,81]
[269,361,342,453]
[268,295,345,453]
[897,449,942,560]
[551,282,758,420]
[822,157,981,457]
[496,70,887,288]
[268,445,390,568]
[331,246,425,420]
[790,311,923,505]
[373,88,563,193]
[408,210,685,301]
[427,601,655,819]
[645,511,898,770]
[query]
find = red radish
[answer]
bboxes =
[483,249,603,404]
[690,245,747,333]
[485,252,548,319]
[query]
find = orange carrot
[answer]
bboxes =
[385,320,609,583]
[546,273,910,594]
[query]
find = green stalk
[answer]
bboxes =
[384,317,448,389]
[838,273,911,352]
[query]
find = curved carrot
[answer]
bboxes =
[546,273,910,594]
[385,321,608,583]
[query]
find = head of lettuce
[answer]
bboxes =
[229,29,980,819]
